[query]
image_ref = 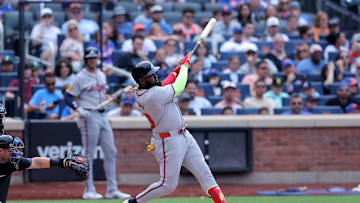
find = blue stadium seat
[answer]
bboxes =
[107,75,120,84]
[236,84,250,101]
[194,12,213,24]
[307,73,321,81]
[274,107,291,114]
[83,12,97,22]
[328,52,339,61]
[108,83,121,94]
[153,40,165,48]
[118,2,139,12]
[355,95,360,103]
[282,97,290,106]
[204,3,226,12]
[129,11,142,21]
[343,72,356,78]
[0,72,17,87]
[285,41,308,54]
[173,3,201,12]
[198,82,214,97]
[163,12,182,25]
[0,50,15,57]
[157,2,173,11]
[254,41,273,52]
[329,83,341,95]
[219,73,231,81]
[31,84,45,95]
[237,108,259,115]
[220,52,246,62]
[311,106,343,114]
[201,108,222,115]
[212,61,228,71]
[111,50,127,69]
[288,34,300,40]
[319,95,337,105]
[310,82,324,95]
[207,96,223,105]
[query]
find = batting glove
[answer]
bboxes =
[180,52,192,68]
[77,107,90,118]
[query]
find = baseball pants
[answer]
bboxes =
[77,111,118,194]
[135,129,217,202]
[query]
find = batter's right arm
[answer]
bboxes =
[172,52,192,96]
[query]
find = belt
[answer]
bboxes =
[158,127,187,139]
[84,108,105,113]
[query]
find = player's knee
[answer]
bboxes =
[162,181,178,194]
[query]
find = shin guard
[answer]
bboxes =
[207,185,227,203]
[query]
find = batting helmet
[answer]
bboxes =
[131,61,159,83]
[84,46,98,61]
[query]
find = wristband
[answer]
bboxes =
[50,158,65,168]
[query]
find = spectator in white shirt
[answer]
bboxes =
[241,22,259,43]
[184,80,212,116]
[220,28,253,52]
[107,94,142,117]
[263,16,289,42]
[324,31,348,62]
[121,24,156,55]
[164,38,183,67]
[222,56,242,84]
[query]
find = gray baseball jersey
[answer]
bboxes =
[67,69,106,108]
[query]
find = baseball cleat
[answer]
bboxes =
[105,190,131,199]
[82,191,103,200]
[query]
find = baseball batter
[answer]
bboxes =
[124,54,227,203]
[0,104,88,203]
[65,47,131,200]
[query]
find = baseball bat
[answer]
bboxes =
[92,88,125,111]
[190,18,217,55]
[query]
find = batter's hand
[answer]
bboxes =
[180,52,192,67]
[124,85,138,94]
[77,107,90,118]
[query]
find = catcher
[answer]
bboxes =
[0,104,89,203]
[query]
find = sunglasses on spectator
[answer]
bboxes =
[46,82,55,87]
[259,66,268,70]
[340,55,349,59]
[42,14,52,18]
[291,102,302,105]
[297,49,307,53]
[69,27,78,32]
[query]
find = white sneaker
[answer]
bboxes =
[105,190,131,199]
[123,199,130,203]
[82,191,103,200]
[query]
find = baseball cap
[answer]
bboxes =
[328,17,340,26]
[1,55,13,64]
[233,27,242,34]
[342,77,358,86]
[121,94,135,105]
[176,93,191,102]
[206,68,219,80]
[222,5,233,14]
[244,43,258,53]
[113,5,126,16]
[266,16,279,27]
[345,103,359,113]
[289,1,300,9]
[69,3,81,10]
[352,33,360,42]
[272,77,283,86]
[150,5,163,13]
[309,44,323,54]
[41,8,53,17]
[306,95,319,102]
[133,24,145,33]
[301,81,311,89]
[222,80,236,90]
[282,58,295,68]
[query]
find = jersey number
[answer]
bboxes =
[144,113,155,129]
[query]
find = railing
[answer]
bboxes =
[25,37,56,68]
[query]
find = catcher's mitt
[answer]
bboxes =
[64,153,89,180]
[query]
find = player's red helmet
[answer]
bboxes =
[131,61,159,83]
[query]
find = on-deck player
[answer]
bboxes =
[124,53,227,203]
[65,47,131,200]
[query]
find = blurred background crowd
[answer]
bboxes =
[0,0,360,119]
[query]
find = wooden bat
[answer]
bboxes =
[92,88,125,111]
[190,18,217,55]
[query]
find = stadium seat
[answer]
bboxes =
[0,50,15,57]
[204,3,226,12]
[111,50,128,69]
[328,52,339,61]
[173,3,201,12]
[194,12,213,24]
[201,108,222,115]
[3,11,34,37]
[288,34,301,40]
[163,12,182,25]
[310,82,324,95]
[45,3,63,12]
[153,40,165,48]
[118,2,139,12]
[237,108,259,115]
[82,12,97,21]
[236,83,250,101]
[0,72,17,87]
[158,2,173,11]
[329,83,341,95]
[212,61,228,71]
[319,95,337,105]
[220,52,246,62]
[102,12,114,22]
[254,41,273,53]
[31,84,45,95]
[282,97,290,106]
[311,106,342,114]
[307,72,321,81]
[129,11,142,21]
[219,73,231,81]
[198,82,214,97]
[207,96,223,105]
[274,107,291,114]
[107,75,120,84]
[354,95,360,103]
[343,72,356,78]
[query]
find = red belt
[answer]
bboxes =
[159,127,186,139]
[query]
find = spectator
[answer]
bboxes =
[107,94,142,117]
[263,16,289,42]
[88,29,117,66]
[258,107,270,114]
[237,3,252,26]
[176,93,196,116]
[264,33,287,71]
[324,31,348,62]
[277,0,290,21]
[60,19,84,73]
[171,27,186,55]
[221,106,235,115]
[113,5,133,42]
[27,73,63,119]
[350,34,360,64]
[134,1,155,25]
[304,95,319,112]
[299,81,320,100]
[0,55,14,72]
[312,11,329,42]
[61,3,99,41]
[242,60,273,96]
[184,80,212,116]
[103,21,120,48]
[173,8,202,41]
[164,38,183,67]
[321,62,344,94]
[289,1,312,26]
[145,5,172,35]
[328,17,340,33]
[121,24,156,55]
[264,77,290,107]
[212,8,223,22]
[147,23,169,41]
[345,103,360,114]
[336,50,352,72]
[297,44,325,75]
[243,79,276,114]
[152,48,171,81]
[299,25,314,41]
[283,58,305,94]
[295,43,310,63]
[326,82,358,112]
[31,61,42,83]
[191,43,217,71]
[352,60,360,81]
[342,77,359,97]
[212,6,241,39]
[239,43,278,74]
[215,81,243,111]
[0,0,13,21]
[6,63,38,104]
[281,93,311,115]
[220,28,251,52]
[54,58,74,88]
[30,8,61,64]
[189,59,205,82]
[242,22,259,42]
[249,0,265,22]
[222,56,242,84]
[117,34,148,72]
[206,68,222,96]
[284,14,299,36]
[263,5,278,21]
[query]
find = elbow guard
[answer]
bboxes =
[64,93,77,110]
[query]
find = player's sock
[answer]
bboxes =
[207,185,227,203]
[129,198,138,203]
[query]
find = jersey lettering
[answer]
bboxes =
[144,113,155,129]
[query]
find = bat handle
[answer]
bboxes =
[190,40,203,56]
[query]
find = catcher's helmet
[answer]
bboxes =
[131,61,159,83]
[0,135,25,170]
[0,134,12,148]
[84,46,98,61]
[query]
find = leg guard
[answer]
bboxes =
[207,185,227,203]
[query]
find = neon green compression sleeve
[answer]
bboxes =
[172,64,189,97]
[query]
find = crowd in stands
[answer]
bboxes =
[0,0,360,119]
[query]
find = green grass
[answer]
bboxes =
[8,196,360,203]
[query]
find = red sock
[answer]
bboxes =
[207,185,227,203]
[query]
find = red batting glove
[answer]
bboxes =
[180,52,192,67]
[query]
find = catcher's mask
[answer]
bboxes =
[0,135,24,169]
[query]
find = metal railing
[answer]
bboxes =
[25,37,56,68]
